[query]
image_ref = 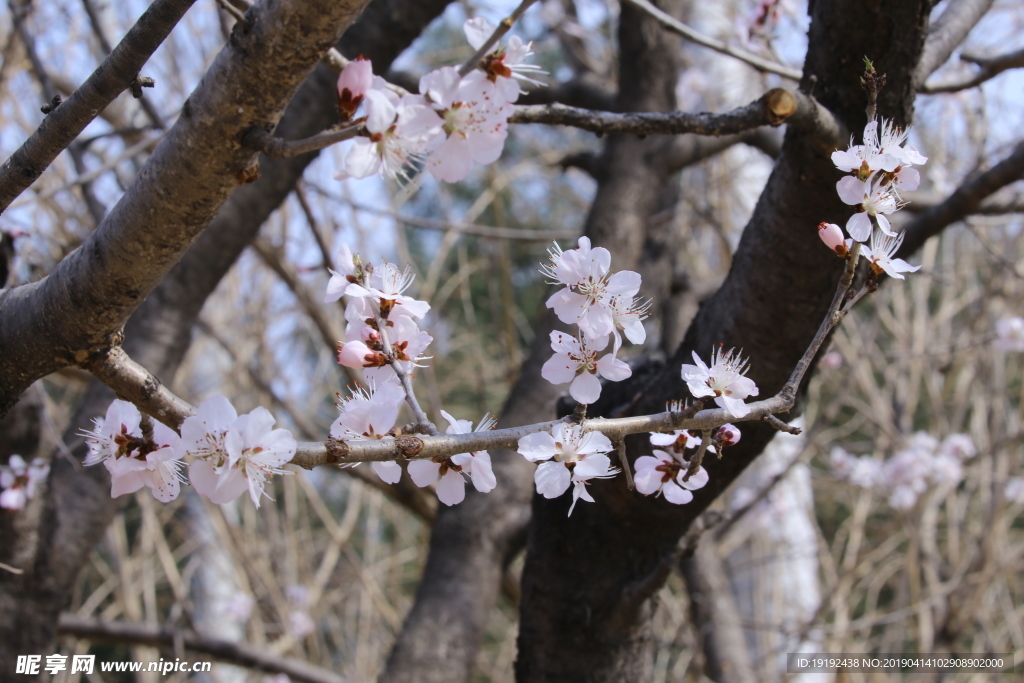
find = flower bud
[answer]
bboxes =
[337,340,381,368]
[337,58,373,120]
[817,222,849,257]
[715,423,741,447]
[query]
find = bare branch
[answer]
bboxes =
[620,0,802,81]
[919,47,1024,94]
[0,0,194,213]
[80,346,195,427]
[900,141,1024,257]
[57,616,343,683]
[243,123,362,159]
[510,88,842,144]
[0,0,373,414]
[913,0,994,89]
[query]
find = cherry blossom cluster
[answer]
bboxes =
[327,245,495,506]
[83,397,296,508]
[333,18,544,184]
[0,454,49,511]
[818,118,926,279]
[634,425,740,505]
[829,431,976,510]
[539,237,648,404]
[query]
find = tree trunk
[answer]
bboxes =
[515,2,929,680]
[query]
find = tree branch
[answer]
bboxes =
[919,47,1024,94]
[913,0,994,90]
[0,0,373,414]
[511,89,842,145]
[57,615,343,683]
[900,141,1024,257]
[243,123,362,159]
[0,0,194,213]
[620,0,802,81]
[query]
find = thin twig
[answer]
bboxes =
[620,0,802,81]
[243,123,362,159]
[373,306,439,437]
[0,0,195,213]
[616,438,634,490]
[763,413,801,434]
[458,0,541,77]
[920,47,1024,94]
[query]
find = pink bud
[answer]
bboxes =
[817,222,848,256]
[337,340,375,368]
[337,58,373,119]
[715,424,741,447]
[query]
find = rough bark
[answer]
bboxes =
[514,2,931,681]
[0,0,450,667]
[381,2,685,681]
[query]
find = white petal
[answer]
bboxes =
[463,17,495,50]
[436,470,466,506]
[836,176,867,206]
[517,431,558,462]
[662,481,694,505]
[372,460,402,484]
[541,352,579,385]
[569,372,602,404]
[407,460,440,487]
[534,461,570,498]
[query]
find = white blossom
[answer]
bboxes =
[681,347,759,417]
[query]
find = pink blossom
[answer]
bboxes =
[715,423,742,447]
[420,67,514,182]
[336,83,441,181]
[183,400,296,508]
[517,423,617,515]
[540,331,631,404]
[324,244,359,304]
[861,229,920,280]
[330,381,406,484]
[463,17,546,103]
[83,400,186,502]
[344,261,430,319]
[542,237,642,339]
[633,450,708,505]
[836,175,900,242]
[681,347,759,417]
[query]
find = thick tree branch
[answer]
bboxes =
[900,141,1024,257]
[620,0,802,80]
[0,0,372,414]
[913,0,994,90]
[0,0,194,213]
[57,615,343,683]
[80,346,195,426]
[919,47,1024,94]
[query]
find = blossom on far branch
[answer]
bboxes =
[540,330,631,404]
[0,455,49,511]
[681,346,759,418]
[83,399,186,503]
[994,316,1024,353]
[408,411,498,506]
[517,423,619,516]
